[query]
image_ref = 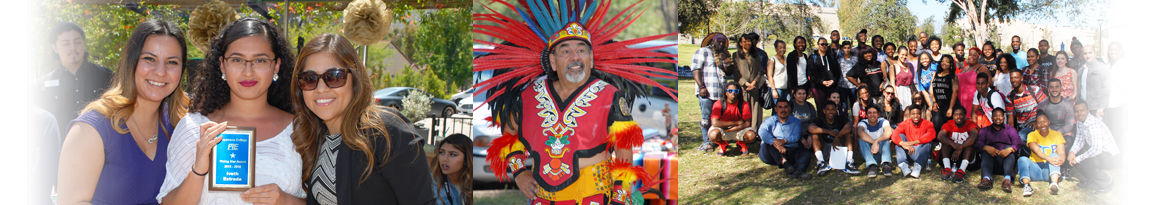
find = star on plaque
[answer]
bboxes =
[231,153,236,158]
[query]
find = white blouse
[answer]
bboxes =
[156,113,305,204]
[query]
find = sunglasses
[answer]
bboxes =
[727,89,740,94]
[819,43,829,46]
[298,68,351,91]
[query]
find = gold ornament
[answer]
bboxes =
[188,0,241,53]
[343,0,393,45]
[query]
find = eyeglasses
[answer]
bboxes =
[726,89,740,94]
[225,57,274,68]
[298,68,351,91]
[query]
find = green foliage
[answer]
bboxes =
[942,20,970,47]
[919,15,937,37]
[677,0,719,37]
[838,0,916,44]
[378,65,450,99]
[411,8,472,92]
[35,2,196,75]
[400,88,432,122]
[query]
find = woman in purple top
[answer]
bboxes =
[56,20,190,205]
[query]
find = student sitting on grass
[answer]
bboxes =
[976,108,1022,193]
[758,100,813,180]
[809,102,860,176]
[938,107,979,183]
[890,105,936,178]
[708,82,756,156]
[1018,110,1065,197]
[856,105,893,177]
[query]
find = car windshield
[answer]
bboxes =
[374,87,407,96]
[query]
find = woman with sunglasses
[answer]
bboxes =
[157,18,304,204]
[291,33,435,204]
[57,19,189,205]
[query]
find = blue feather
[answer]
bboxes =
[527,0,555,36]
[558,0,568,27]
[581,0,598,24]
[514,7,548,43]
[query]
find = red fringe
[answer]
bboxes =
[609,121,643,150]
[606,159,667,193]
[486,134,520,182]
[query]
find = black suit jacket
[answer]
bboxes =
[785,51,813,89]
[305,108,436,205]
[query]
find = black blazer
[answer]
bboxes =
[305,109,436,205]
[785,50,813,89]
[808,52,841,89]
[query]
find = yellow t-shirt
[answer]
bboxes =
[1027,130,1066,163]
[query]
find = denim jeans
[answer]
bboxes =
[1018,154,1061,182]
[760,143,813,173]
[895,134,931,167]
[858,139,892,166]
[699,96,716,145]
[980,150,1018,181]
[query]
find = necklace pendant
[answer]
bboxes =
[148,135,158,144]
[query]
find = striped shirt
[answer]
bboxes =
[692,47,724,100]
[1072,115,1120,162]
[1009,87,1039,130]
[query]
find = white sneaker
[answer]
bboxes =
[1050,183,1059,195]
[911,165,922,178]
[1023,184,1034,197]
[899,163,911,177]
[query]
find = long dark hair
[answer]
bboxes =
[997,53,1016,71]
[80,19,189,136]
[736,33,761,59]
[939,54,955,74]
[189,18,295,115]
[292,33,394,186]
[431,134,473,205]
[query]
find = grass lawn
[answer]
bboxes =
[676,79,1124,204]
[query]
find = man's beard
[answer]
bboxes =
[565,61,587,83]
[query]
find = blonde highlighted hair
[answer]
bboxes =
[80,19,189,136]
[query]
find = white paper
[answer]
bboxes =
[829,146,848,169]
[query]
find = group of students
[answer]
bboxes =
[692,29,1122,197]
[37,18,471,205]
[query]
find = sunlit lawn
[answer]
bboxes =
[676,79,1123,204]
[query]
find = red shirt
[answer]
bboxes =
[712,100,752,122]
[941,120,978,144]
[891,119,936,145]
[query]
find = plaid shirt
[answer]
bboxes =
[1072,114,1120,162]
[692,46,724,100]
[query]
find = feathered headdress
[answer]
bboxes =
[473,0,678,128]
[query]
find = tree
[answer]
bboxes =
[839,0,917,44]
[677,0,720,38]
[707,1,756,36]
[759,0,825,42]
[942,19,969,48]
[938,0,1104,44]
[919,15,937,37]
[412,8,471,91]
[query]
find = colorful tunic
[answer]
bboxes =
[489,77,647,205]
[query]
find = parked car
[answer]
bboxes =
[458,95,475,115]
[373,87,458,117]
[449,87,475,105]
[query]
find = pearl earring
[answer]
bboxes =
[273,74,279,82]
[221,73,226,80]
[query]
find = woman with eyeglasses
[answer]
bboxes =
[157,18,305,204]
[291,33,435,204]
[57,19,189,205]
